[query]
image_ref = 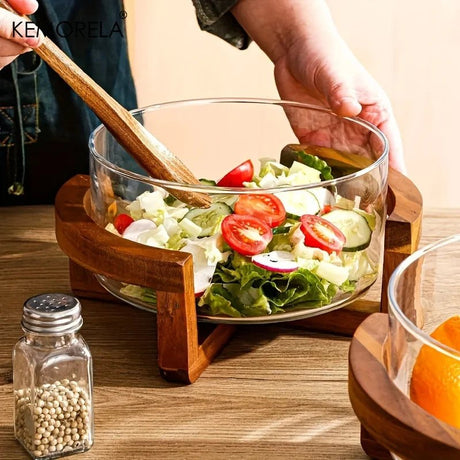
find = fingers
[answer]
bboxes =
[313,60,408,174]
[327,83,362,117]
[0,35,29,54]
[377,116,407,175]
[7,0,38,15]
[311,49,366,118]
[275,37,407,174]
[0,2,42,69]
[0,36,29,67]
[0,8,42,47]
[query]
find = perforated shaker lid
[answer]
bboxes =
[22,294,83,334]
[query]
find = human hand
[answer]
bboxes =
[273,30,405,173]
[232,0,406,173]
[0,0,42,70]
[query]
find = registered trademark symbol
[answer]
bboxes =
[119,10,128,19]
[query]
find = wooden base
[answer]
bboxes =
[349,313,460,459]
[54,169,422,384]
[55,175,235,384]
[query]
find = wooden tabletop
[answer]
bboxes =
[1,206,459,460]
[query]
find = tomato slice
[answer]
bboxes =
[113,213,134,234]
[300,214,345,254]
[320,204,333,215]
[234,194,286,227]
[221,214,272,256]
[217,160,254,187]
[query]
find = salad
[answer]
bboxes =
[105,151,377,318]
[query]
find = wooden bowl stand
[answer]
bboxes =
[54,169,422,457]
[54,169,422,387]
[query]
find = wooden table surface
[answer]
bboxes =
[0,206,458,460]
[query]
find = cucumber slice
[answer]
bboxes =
[272,225,292,235]
[213,194,239,208]
[322,209,372,252]
[280,146,334,180]
[276,190,320,217]
[199,178,217,186]
[184,202,232,237]
[178,218,202,238]
[353,208,377,231]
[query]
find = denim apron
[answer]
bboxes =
[0,0,137,205]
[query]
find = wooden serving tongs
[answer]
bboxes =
[0,0,211,208]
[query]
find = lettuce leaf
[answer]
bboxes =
[197,284,244,317]
[261,269,336,307]
[197,255,349,317]
[120,253,357,319]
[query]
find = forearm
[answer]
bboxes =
[231,0,340,63]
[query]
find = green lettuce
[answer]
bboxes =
[259,159,290,178]
[197,255,348,317]
[119,255,357,318]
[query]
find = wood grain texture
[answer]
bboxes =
[55,176,193,292]
[349,314,460,460]
[0,206,458,459]
[380,169,423,312]
[55,176,234,383]
[360,427,393,460]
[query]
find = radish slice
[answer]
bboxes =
[310,188,335,208]
[123,219,157,242]
[252,251,299,273]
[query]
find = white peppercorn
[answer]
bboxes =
[14,379,92,458]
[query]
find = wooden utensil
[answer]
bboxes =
[0,0,211,208]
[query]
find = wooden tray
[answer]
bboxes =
[349,313,460,459]
[54,168,422,384]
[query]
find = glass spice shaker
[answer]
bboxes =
[13,294,94,459]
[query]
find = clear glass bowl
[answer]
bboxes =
[386,235,460,429]
[89,98,388,324]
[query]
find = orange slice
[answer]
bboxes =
[410,315,460,428]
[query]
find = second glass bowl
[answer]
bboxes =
[387,234,460,430]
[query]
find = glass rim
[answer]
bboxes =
[387,234,460,360]
[88,97,389,194]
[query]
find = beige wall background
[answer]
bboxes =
[124,0,459,209]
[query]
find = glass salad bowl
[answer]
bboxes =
[88,98,389,324]
[386,234,460,431]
